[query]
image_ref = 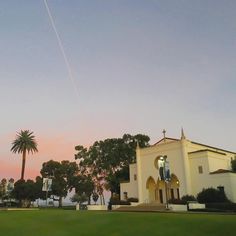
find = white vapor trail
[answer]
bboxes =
[43,0,79,98]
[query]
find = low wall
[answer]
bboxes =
[169,204,187,211]
[111,205,134,210]
[130,202,139,206]
[87,205,107,211]
[169,203,206,211]
[111,205,122,210]
[188,203,205,209]
[76,204,107,211]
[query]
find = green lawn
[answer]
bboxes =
[0,210,235,236]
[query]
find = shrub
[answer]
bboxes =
[71,193,88,204]
[181,195,196,204]
[197,188,229,203]
[127,197,139,203]
[119,200,131,205]
[62,205,76,210]
[109,195,130,205]
[109,199,130,205]
[168,195,197,205]
[206,202,236,212]
[168,198,185,205]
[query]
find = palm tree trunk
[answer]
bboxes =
[21,149,26,180]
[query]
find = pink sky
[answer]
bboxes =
[1,1,236,182]
[0,132,88,181]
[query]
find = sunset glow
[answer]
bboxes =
[0,1,236,181]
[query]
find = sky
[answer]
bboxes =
[0,0,236,180]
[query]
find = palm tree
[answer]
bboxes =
[11,130,38,180]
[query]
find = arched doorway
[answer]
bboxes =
[169,174,180,200]
[146,177,156,203]
[156,178,165,204]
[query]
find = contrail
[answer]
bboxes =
[43,0,79,98]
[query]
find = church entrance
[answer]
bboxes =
[156,174,180,203]
[146,175,180,203]
[156,179,166,203]
[146,177,156,202]
[169,174,180,200]
[159,189,163,203]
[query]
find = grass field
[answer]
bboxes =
[0,210,235,236]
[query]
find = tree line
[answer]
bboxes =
[7,130,150,207]
[7,130,236,208]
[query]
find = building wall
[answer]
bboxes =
[189,151,210,195]
[121,136,236,203]
[208,152,231,172]
[187,141,235,198]
[137,140,188,203]
[120,163,138,200]
[207,173,236,202]
[187,141,235,162]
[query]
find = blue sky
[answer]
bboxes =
[0,0,236,179]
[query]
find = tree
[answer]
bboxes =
[7,178,15,193]
[5,178,15,204]
[0,178,7,201]
[72,175,94,205]
[104,167,129,195]
[11,179,39,207]
[71,192,88,206]
[75,134,150,197]
[11,130,38,180]
[34,176,45,200]
[40,160,79,207]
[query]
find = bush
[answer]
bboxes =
[206,202,236,212]
[79,204,88,210]
[181,195,196,204]
[168,198,185,205]
[168,195,196,205]
[62,205,76,210]
[197,188,229,203]
[109,199,130,205]
[71,193,88,204]
[127,197,139,203]
[119,200,131,205]
[109,195,130,205]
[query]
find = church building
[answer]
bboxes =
[120,130,236,203]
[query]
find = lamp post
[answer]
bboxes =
[42,178,51,206]
[158,155,170,209]
[164,179,169,209]
[42,172,53,207]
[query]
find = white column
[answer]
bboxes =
[136,145,144,203]
[181,138,192,195]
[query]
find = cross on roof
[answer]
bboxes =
[162,129,166,139]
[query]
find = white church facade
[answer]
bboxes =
[120,131,236,203]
